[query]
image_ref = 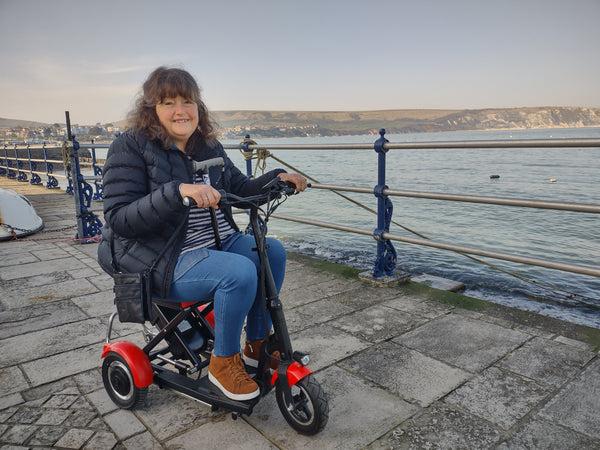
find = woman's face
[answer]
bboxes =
[155,95,199,150]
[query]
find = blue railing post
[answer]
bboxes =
[42,142,59,189]
[65,111,102,242]
[15,144,27,182]
[90,139,104,201]
[69,135,102,242]
[240,134,257,235]
[372,129,398,278]
[0,143,7,176]
[27,142,41,185]
[241,134,255,178]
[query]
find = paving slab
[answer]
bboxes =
[289,323,371,372]
[21,342,103,387]
[332,303,426,343]
[538,358,600,439]
[0,257,84,282]
[102,409,146,441]
[132,385,215,441]
[367,402,503,449]
[340,341,470,407]
[0,277,99,309]
[326,283,400,309]
[445,366,550,430]
[496,417,600,449]
[0,299,88,339]
[285,297,354,333]
[382,294,454,319]
[394,313,530,372]
[166,416,278,449]
[0,367,30,398]
[0,318,105,367]
[497,336,595,387]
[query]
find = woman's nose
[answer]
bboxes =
[174,102,185,114]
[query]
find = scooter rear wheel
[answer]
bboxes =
[102,352,148,409]
[275,374,329,435]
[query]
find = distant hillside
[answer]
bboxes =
[212,107,600,137]
[3,107,600,138]
[0,117,51,128]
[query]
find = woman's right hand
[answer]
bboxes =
[179,183,221,209]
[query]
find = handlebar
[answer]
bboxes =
[182,177,301,208]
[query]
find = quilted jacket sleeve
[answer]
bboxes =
[102,132,187,239]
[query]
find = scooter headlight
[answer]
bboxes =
[293,351,310,366]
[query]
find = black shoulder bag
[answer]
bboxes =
[110,228,181,324]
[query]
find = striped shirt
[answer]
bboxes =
[180,174,235,254]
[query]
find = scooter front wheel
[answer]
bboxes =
[275,374,329,435]
[102,352,148,409]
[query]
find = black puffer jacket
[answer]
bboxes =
[97,129,285,298]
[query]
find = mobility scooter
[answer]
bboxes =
[101,178,329,435]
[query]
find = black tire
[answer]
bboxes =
[102,352,148,409]
[275,374,329,435]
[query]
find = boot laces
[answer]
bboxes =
[230,354,253,384]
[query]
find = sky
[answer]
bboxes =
[1,0,599,125]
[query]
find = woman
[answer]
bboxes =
[98,66,307,401]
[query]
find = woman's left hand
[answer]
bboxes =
[279,173,308,192]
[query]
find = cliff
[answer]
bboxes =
[212,107,600,138]
[2,107,599,139]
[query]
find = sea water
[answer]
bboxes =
[223,127,600,328]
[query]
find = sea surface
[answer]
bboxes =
[222,127,600,328]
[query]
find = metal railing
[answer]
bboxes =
[0,133,107,241]
[2,127,599,283]
[226,130,600,280]
[1,142,68,190]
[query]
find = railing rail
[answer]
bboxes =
[309,183,600,214]
[225,137,600,151]
[270,213,600,278]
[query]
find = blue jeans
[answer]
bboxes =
[166,232,286,357]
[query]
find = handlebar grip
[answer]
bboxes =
[183,189,227,207]
[182,197,196,207]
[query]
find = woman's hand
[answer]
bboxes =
[179,183,221,208]
[278,173,308,192]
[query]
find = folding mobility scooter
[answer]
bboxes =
[101,178,329,435]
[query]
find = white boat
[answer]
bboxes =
[0,188,44,240]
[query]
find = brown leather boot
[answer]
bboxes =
[208,352,259,401]
[243,338,280,371]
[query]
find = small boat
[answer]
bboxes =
[490,174,500,179]
[0,188,44,241]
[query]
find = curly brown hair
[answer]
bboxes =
[127,66,218,150]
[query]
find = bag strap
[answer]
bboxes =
[149,221,184,271]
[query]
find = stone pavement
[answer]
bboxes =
[1,177,599,449]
